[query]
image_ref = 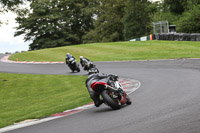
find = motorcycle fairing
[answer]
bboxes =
[91,82,107,90]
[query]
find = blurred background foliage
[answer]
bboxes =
[1,0,200,50]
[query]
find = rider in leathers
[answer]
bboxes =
[85,70,131,107]
[66,53,75,65]
[80,56,90,71]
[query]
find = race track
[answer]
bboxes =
[1,54,200,133]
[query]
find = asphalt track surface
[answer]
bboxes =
[1,54,200,133]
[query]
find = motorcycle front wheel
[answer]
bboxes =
[77,67,80,72]
[101,90,121,110]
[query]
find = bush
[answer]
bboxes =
[177,5,200,33]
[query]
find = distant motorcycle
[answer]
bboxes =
[91,75,131,110]
[84,61,99,74]
[88,67,99,75]
[66,58,80,72]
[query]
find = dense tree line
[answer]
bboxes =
[1,0,200,50]
[15,0,95,50]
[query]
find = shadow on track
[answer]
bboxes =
[93,104,131,113]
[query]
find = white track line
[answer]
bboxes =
[1,55,64,64]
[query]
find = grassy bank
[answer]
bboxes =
[9,40,200,62]
[0,73,89,128]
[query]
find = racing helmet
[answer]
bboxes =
[66,53,70,56]
[80,56,83,59]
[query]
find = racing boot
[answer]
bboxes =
[94,99,104,107]
[90,93,104,107]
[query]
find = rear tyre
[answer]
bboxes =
[101,90,121,110]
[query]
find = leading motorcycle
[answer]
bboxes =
[66,58,80,72]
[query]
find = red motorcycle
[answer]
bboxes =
[91,76,131,110]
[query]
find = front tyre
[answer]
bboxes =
[101,90,121,110]
[77,67,80,72]
[125,94,132,105]
[69,66,74,72]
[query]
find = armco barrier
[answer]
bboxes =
[155,33,200,41]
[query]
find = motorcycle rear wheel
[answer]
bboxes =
[101,90,121,110]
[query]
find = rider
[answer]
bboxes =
[80,56,91,70]
[66,53,75,65]
[85,69,131,107]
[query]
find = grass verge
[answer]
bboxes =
[0,73,90,128]
[9,40,200,62]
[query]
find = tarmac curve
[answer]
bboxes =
[1,54,200,133]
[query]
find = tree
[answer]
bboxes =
[83,0,126,43]
[15,0,94,50]
[163,0,188,15]
[123,0,154,40]
[152,1,179,28]
[186,0,200,10]
[0,0,25,11]
[0,0,25,25]
[177,5,200,33]
[153,0,200,33]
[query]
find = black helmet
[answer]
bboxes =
[88,68,99,75]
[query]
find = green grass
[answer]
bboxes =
[0,73,90,128]
[9,40,200,62]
